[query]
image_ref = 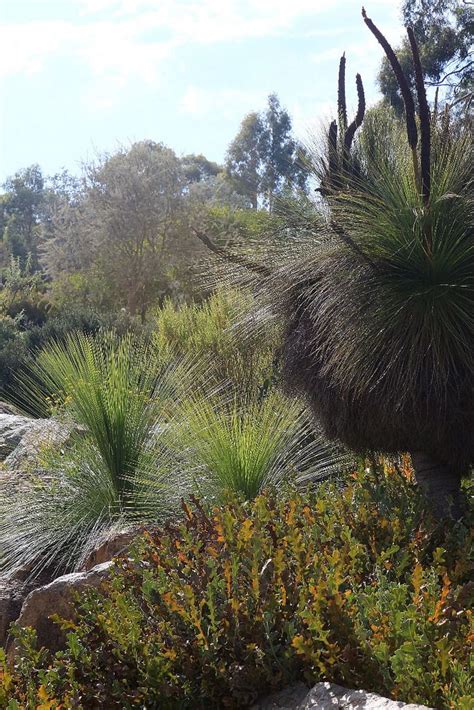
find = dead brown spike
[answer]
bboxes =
[344,73,366,154]
[338,53,348,131]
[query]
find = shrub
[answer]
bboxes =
[0,302,148,409]
[152,289,278,397]
[0,315,29,394]
[3,465,472,708]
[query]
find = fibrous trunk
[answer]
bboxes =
[410,452,463,520]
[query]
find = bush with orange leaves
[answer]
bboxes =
[2,463,472,709]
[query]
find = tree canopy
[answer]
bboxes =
[378,0,473,112]
[226,94,308,210]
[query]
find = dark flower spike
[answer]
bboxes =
[407,26,431,206]
[338,53,348,132]
[362,7,418,151]
[344,73,366,155]
[328,119,338,171]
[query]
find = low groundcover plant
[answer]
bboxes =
[1,465,472,709]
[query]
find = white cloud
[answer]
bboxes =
[180,86,267,119]
[0,0,403,111]
[0,21,76,78]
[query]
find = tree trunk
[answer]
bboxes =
[410,451,463,520]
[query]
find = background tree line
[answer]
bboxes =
[0,0,470,396]
[0,93,307,320]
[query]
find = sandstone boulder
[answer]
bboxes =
[10,561,112,656]
[0,566,52,649]
[0,413,36,461]
[0,582,26,649]
[80,527,139,571]
[299,682,431,709]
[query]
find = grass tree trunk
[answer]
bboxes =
[410,452,463,520]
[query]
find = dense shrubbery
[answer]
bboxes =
[2,465,472,708]
[0,303,147,407]
[0,312,344,578]
[152,289,278,396]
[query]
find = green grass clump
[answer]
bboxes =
[172,389,348,501]
[2,465,472,708]
[0,332,193,577]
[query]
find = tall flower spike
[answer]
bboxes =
[328,119,339,190]
[338,53,348,132]
[344,73,366,155]
[407,26,431,206]
[362,7,418,151]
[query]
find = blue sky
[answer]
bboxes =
[0,0,403,183]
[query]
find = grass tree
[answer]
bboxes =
[170,390,349,501]
[195,12,473,517]
[0,332,193,576]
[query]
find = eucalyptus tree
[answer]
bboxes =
[0,165,46,270]
[226,95,307,210]
[379,0,473,112]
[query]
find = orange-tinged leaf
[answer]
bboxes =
[412,562,423,601]
[239,519,254,543]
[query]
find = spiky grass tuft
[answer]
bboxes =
[168,389,350,501]
[0,332,194,577]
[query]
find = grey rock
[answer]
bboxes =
[0,402,22,416]
[252,683,309,709]
[0,413,35,460]
[3,418,77,470]
[299,683,431,709]
[10,561,113,656]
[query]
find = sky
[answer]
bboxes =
[0,0,404,183]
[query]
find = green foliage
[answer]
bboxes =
[171,390,347,501]
[0,256,50,326]
[378,0,473,111]
[2,466,472,708]
[0,257,51,396]
[1,165,45,270]
[152,289,278,396]
[226,94,307,210]
[0,299,147,409]
[204,205,283,241]
[0,315,29,395]
[0,332,192,576]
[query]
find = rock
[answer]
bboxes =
[0,568,52,649]
[10,561,113,656]
[80,527,139,571]
[299,682,431,709]
[3,417,79,470]
[0,413,36,461]
[0,581,26,649]
[251,683,309,709]
[0,402,22,416]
